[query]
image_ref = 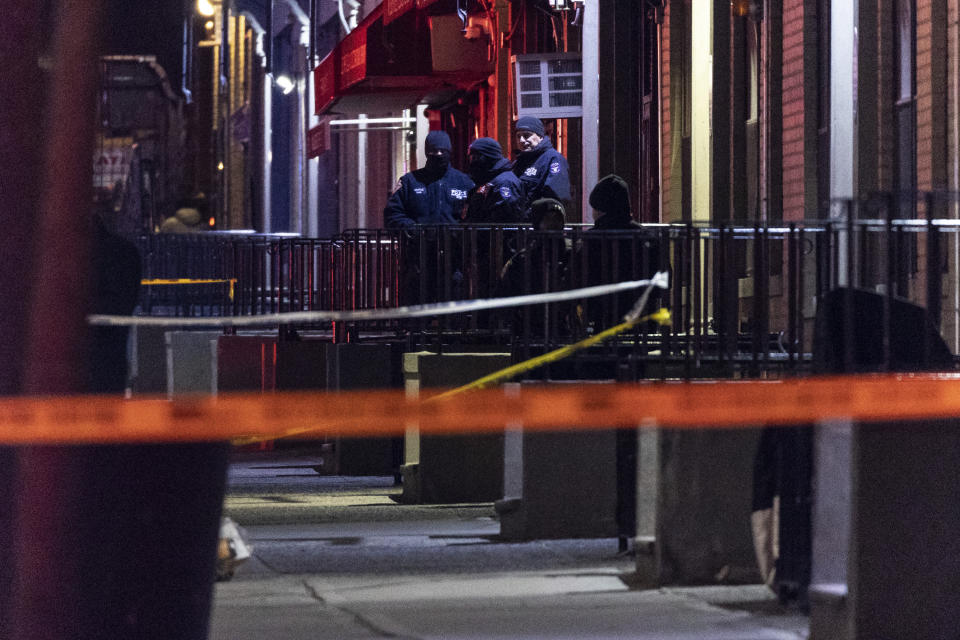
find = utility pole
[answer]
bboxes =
[2,3,227,640]
[0,2,46,636]
[7,2,104,638]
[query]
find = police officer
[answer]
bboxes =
[511,116,571,215]
[459,137,524,301]
[384,130,474,228]
[464,137,523,223]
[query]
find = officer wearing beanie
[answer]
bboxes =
[588,174,641,229]
[464,137,524,223]
[384,130,474,229]
[511,116,571,216]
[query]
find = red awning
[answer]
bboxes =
[383,0,415,25]
[384,0,439,24]
[313,51,337,114]
[313,3,494,116]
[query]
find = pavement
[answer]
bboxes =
[208,452,809,639]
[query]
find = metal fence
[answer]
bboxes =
[133,196,960,378]
[136,229,400,322]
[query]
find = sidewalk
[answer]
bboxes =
[211,569,808,640]
[209,518,808,640]
[209,453,809,639]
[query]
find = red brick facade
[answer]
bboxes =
[781,2,806,221]
[917,0,933,193]
[655,0,960,221]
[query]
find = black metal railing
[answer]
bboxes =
[131,193,960,378]
[136,230,402,325]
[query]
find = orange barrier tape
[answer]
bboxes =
[1,374,960,444]
[141,278,237,301]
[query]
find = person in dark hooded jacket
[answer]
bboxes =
[87,211,142,393]
[511,116,571,215]
[464,137,524,223]
[584,174,663,325]
[589,174,641,230]
[383,130,474,229]
[588,175,662,550]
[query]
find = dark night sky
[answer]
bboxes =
[103,0,188,91]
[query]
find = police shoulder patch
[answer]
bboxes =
[500,185,512,199]
[549,162,560,174]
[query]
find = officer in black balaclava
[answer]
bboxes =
[464,137,524,223]
[384,130,475,229]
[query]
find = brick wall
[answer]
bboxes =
[917,0,933,193]
[781,1,805,221]
[661,2,672,219]
[943,0,959,351]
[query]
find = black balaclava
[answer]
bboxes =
[467,137,503,181]
[425,153,450,177]
[424,131,452,177]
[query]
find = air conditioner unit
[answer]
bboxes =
[512,52,582,119]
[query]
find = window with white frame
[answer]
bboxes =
[512,53,582,119]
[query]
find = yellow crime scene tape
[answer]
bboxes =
[1,374,960,445]
[141,278,237,301]
[430,308,672,401]
[231,277,672,444]
[227,307,671,445]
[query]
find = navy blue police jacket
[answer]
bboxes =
[383,167,474,229]
[512,137,571,211]
[464,158,525,223]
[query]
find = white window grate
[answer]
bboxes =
[512,53,582,119]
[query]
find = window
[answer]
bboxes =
[816,0,830,219]
[894,0,916,219]
[512,53,583,118]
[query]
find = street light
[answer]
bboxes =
[197,0,216,17]
[275,74,295,95]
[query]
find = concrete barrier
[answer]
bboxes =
[635,427,761,586]
[497,425,618,540]
[129,326,169,393]
[401,352,511,504]
[275,340,398,475]
[216,334,399,474]
[166,331,221,395]
[809,419,960,640]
